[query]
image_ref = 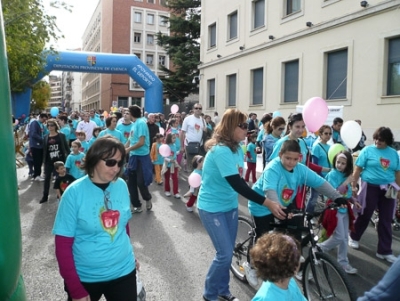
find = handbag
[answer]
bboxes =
[385,185,398,199]
[186,142,200,155]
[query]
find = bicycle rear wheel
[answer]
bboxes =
[303,252,357,301]
[230,215,255,282]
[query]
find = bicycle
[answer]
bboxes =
[231,204,358,301]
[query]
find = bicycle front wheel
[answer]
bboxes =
[303,252,357,301]
[230,215,255,282]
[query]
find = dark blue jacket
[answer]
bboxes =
[29,120,44,149]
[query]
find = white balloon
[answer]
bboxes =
[340,121,362,149]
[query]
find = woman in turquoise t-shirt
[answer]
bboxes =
[350,127,400,263]
[53,136,136,301]
[307,125,332,213]
[263,116,286,165]
[198,109,269,301]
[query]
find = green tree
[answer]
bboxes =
[31,80,51,111]
[156,0,201,102]
[2,0,70,92]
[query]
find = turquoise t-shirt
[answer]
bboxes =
[60,126,71,141]
[198,144,244,213]
[116,122,133,145]
[247,142,257,163]
[312,142,331,176]
[78,140,90,154]
[269,136,309,164]
[257,130,266,143]
[69,120,78,140]
[88,136,97,149]
[52,176,135,283]
[166,143,177,167]
[248,157,325,217]
[356,145,400,185]
[98,128,124,143]
[65,152,86,179]
[129,117,150,156]
[153,142,164,165]
[325,169,352,198]
[168,128,181,153]
[252,278,307,301]
[90,116,102,127]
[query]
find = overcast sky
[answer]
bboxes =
[45,0,99,50]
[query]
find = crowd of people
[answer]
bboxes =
[19,104,400,301]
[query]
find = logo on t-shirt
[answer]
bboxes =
[281,185,294,205]
[75,160,81,167]
[100,208,120,241]
[195,124,200,132]
[380,157,390,171]
[124,131,130,139]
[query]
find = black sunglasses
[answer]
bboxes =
[238,123,249,130]
[194,107,202,110]
[103,159,124,168]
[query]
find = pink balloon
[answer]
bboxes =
[188,173,202,188]
[170,104,179,114]
[159,127,165,135]
[159,144,171,157]
[303,97,328,132]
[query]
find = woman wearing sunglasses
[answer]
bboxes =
[198,109,270,301]
[349,127,400,263]
[53,136,137,301]
[39,119,69,204]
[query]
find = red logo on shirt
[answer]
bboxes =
[281,185,294,205]
[380,157,390,170]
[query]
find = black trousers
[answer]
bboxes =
[31,147,43,178]
[127,160,152,208]
[65,269,137,301]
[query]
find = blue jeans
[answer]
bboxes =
[198,208,238,300]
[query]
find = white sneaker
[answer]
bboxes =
[342,264,358,274]
[174,194,181,199]
[300,256,305,263]
[186,205,193,212]
[295,271,313,281]
[34,176,45,182]
[243,262,258,288]
[348,238,359,249]
[165,191,171,197]
[376,253,397,263]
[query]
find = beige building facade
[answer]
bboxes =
[199,0,400,143]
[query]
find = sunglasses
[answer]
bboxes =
[323,132,332,135]
[194,107,202,110]
[238,123,249,130]
[103,159,124,168]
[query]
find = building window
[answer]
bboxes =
[209,23,216,49]
[286,0,301,16]
[118,97,128,108]
[326,49,348,99]
[159,15,168,26]
[147,14,155,24]
[228,11,238,40]
[283,60,299,103]
[387,37,400,96]
[148,0,154,3]
[253,0,265,30]
[208,79,215,108]
[159,55,166,66]
[134,52,141,60]
[134,12,142,23]
[160,0,167,5]
[147,34,154,45]
[252,68,263,105]
[146,54,154,65]
[228,74,237,106]
[134,33,141,43]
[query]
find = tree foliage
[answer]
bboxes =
[156,0,201,102]
[2,0,70,92]
[31,80,51,111]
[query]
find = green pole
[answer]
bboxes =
[0,1,27,300]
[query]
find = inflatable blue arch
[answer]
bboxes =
[12,50,163,117]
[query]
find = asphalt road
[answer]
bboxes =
[17,162,400,301]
